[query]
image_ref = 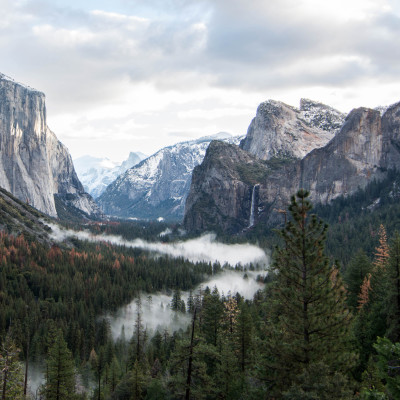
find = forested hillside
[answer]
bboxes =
[2,184,400,399]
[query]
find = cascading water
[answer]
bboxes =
[248,185,258,227]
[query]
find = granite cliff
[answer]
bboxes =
[0,73,101,219]
[239,99,345,160]
[184,101,400,233]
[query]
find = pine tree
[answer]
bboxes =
[129,295,146,367]
[344,250,372,309]
[264,190,355,396]
[385,232,400,342]
[171,289,186,313]
[131,360,148,400]
[44,329,76,400]
[201,287,223,347]
[0,333,24,400]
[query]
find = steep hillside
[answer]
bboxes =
[0,186,53,243]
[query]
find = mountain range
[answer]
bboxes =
[98,133,242,220]
[2,71,398,233]
[74,152,147,199]
[184,100,400,233]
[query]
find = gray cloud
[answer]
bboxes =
[2,0,400,158]
[4,0,399,99]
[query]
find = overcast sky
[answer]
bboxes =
[1,0,400,161]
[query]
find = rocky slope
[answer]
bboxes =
[0,73,101,219]
[184,102,400,233]
[74,152,146,199]
[239,99,345,160]
[98,133,242,220]
[0,186,54,244]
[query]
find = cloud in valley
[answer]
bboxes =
[47,223,268,266]
[107,270,265,340]
[45,222,268,340]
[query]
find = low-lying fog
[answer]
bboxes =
[107,270,265,340]
[46,222,269,340]
[47,223,268,266]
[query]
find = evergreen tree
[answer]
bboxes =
[201,287,223,347]
[360,337,400,400]
[44,329,76,400]
[0,333,24,400]
[129,295,146,367]
[385,232,400,342]
[171,289,186,313]
[344,250,372,309]
[131,360,148,400]
[264,190,355,397]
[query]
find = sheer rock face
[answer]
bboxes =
[184,103,399,233]
[239,99,345,161]
[0,73,101,218]
[183,141,267,233]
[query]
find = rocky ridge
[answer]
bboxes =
[239,99,345,160]
[0,73,102,219]
[184,102,400,233]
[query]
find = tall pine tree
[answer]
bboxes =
[264,190,355,397]
[44,329,76,400]
[0,333,24,400]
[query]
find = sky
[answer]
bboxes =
[1,0,400,162]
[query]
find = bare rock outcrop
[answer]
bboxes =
[0,73,101,218]
[239,99,345,161]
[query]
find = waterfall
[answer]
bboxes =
[248,185,257,227]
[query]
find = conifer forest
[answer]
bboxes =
[2,186,400,399]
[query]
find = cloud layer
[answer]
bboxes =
[47,223,268,266]
[2,0,400,159]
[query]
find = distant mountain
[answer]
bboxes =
[0,73,102,219]
[74,152,147,199]
[98,133,243,220]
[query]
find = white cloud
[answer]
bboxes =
[47,222,268,266]
[1,0,400,159]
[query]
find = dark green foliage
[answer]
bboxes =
[264,190,355,396]
[7,182,400,398]
[361,337,400,400]
[0,333,25,399]
[344,250,372,309]
[386,232,400,342]
[313,169,400,265]
[283,362,353,400]
[44,329,76,400]
[0,230,215,363]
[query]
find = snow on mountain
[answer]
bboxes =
[98,133,243,220]
[240,99,346,161]
[299,98,346,134]
[74,152,146,199]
